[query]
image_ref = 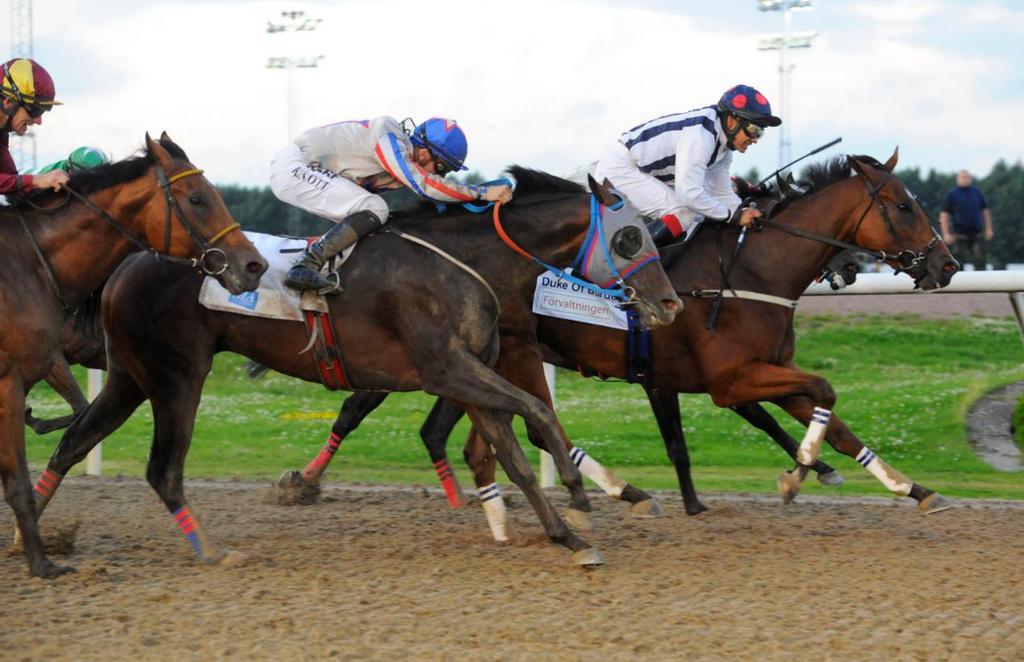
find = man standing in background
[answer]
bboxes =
[939,169,993,271]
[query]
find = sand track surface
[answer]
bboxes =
[2,477,1022,661]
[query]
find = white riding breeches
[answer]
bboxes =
[269,144,390,224]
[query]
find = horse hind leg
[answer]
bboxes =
[730,402,844,486]
[464,426,508,541]
[421,397,468,508]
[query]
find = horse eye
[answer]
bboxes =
[189,193,203,206]
[897,202,911,212]
[612,226,643,259]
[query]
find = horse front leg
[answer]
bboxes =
[463,427,507,541]
[1,372,72,578]
[646,388,707,515]
[774,397,952,514]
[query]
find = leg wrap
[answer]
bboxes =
[173,505,204,556]
[33,469,63,509]
[856,447,912,496]
[796,407,831,466]
[303,431,342,479]
[477,483,508,542]
[433,459,463,507]
[569,446,627,498]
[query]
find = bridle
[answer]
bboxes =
[63,163,241,276]
[755,162,941,282]
[17,161,242,315]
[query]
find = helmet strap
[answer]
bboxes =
[721,112,742,151]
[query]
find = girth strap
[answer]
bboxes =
[684,288,799,309]
[302,309,350,390]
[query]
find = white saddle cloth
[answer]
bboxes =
[198,231,352,321]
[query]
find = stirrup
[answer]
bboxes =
[316,271,342,295]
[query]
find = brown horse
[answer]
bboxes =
[31,168,681,568]
[2,133,266,577]
[293,150,959,536]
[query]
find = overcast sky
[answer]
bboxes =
[7,0,1023,186]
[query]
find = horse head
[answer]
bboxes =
[140,132,267,294]
[585,175,681,326]
[847,149,958,290]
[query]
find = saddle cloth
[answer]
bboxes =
[198,231,353,321]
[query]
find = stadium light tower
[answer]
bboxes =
[266,10,324,141]
[757,0,817,167]
[9,0,36,169]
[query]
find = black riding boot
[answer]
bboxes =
[285,210,383,291]
[645,216,685,248]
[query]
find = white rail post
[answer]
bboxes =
[85,368,104,476]
[540,363,557,488]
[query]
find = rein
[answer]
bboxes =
[491,197,636,303]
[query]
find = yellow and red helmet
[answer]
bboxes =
[1,58,61,110]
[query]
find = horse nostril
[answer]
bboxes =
[663,299,679,314]
[943,261,958,273]
[247,260,266,274]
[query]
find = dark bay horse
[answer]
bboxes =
[293,151,959,535]
[31,168,681,568]
[2,133,266,578]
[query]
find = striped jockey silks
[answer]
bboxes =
[477,483,501,502]
[34,469,62,498]
[173,505,203,555]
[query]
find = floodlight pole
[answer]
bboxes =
[757,0,817,167]
[266,11,324,142]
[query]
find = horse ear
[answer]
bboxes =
[882,147,899,173]
[588,175,620,207]
[775,172,793,197]
[160,130,172,143]
[146,132,172,166]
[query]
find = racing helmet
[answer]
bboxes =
[717,84,780,127]
[410,117,469,173]
[1,58,61,111]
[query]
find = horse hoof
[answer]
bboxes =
[685,501,710,516]
[777,470,802,504]
[34,562,76,579]
[271,469,322,506]
[918,492,953,515]
[817,470,845,486]
[571,548,605,568]
[630,498,663,519]
[218,550,249,567]
[562,508,593,531]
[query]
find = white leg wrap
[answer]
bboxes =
[477,483,508,542]
[857,447,912,496]
[569,447,627,498]
[797,407,831,465]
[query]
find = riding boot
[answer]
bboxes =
[285,210,383,291]
[645,215,685,248]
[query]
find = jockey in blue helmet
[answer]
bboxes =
[271,115,513,291]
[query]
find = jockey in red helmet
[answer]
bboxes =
[271,116,513,291]
[1,58,68,195]
[593,84,780,247]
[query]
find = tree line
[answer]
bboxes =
[218,163,1023,264]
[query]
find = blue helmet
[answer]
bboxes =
[410,117,469,172]
[717,84,781,127]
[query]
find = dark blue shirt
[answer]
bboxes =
[942,185,988,234]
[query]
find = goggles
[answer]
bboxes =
[431,152,455,176]
[741,121,765,140]
[23,103,47,119]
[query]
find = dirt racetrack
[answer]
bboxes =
[2,477,1022,661]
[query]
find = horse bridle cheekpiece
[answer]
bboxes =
[849,160,940,281]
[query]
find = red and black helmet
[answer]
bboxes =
[717,84,780,127]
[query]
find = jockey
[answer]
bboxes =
[1,58,68,196]
[23,145,110,176]
[593,84,781,246]
[271,116,514,291]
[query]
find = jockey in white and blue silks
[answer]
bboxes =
[271,116,513,291]
[593,84,781,246]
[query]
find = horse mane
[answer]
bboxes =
[796,153,884,197]
[505,165,584,197]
